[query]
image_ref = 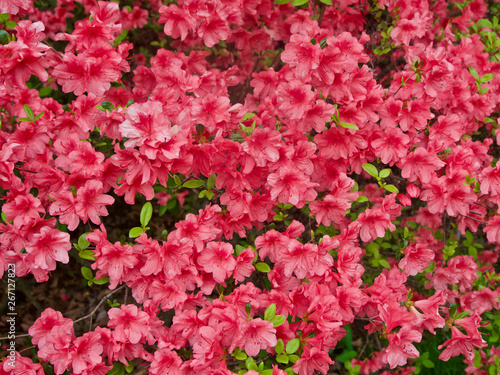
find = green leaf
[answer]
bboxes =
[468,246,477,259]
[100,101,116,112]
[271,315,286,327]
[356,195,369,203]
[39,86,52,97]
[469,66,480,80]
[140,202,153,227]
[362,164,379,178]
[235,350,247,360]
[79,250,96,261]
[379,169,391,178]
[274,0,292,3]
[340,122,359,130]
[1,212,8,223]
[275,339,285,355]
[23,104,35,121]
[255,262,271,273]
[93,276,109,285]
[230,133,245,143]
[276,354,289,364]
[292,0,308,5]
[81,267,93,280]
[207,174,216,190]
[78,233,90,250]
[264,303,277,321]
[378,258,390,269]
[158,205,168,217]
[0,30,11,45]
[5,20,17,29]
[480,73,494,83]
[242,112,256,121]
[319,0,333,4]
[261,370,273,375]
[286,338,300,354]
[125,363,134,374]
[245,357,259,371]
[182,179,205,189]
[288,354,300,363]
[34,112,45,120]
[129,227,144,238]
[384,184,399,193]
[114,29,128,47]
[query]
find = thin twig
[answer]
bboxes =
[74,285,127,324]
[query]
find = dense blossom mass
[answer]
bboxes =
[0,0,500,374]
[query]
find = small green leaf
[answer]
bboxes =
[140,202,153,227]
[378,258,390,269]
[319,0,333,4]
[379,169,391,179]
[469,66,480,80]
[356,195,369,203]
[264,303,277,321]
[34,112,45,120]
[456,311,470,319]
[276,354,289,364]
[242,112,256,121]
[245,357,258,371]
[230,133,245,143]
[158,205,168,217]
[292,0,308,5]
[288,354,300,363]
[362,164,379,178]
[384,184,399,193]
[100,101,116,112]
[93,276,109,285]
[274,0,292,3]
[5,20,17,29]
[81,267,93,280]
[275,339,285,355]
[182,179,205,189]
[0,30,11,45]
[207,174,216,190]
[79,250,96,261]
[286,338,300,354]
[125,363,134,374]
[468,246,477,259]
[1,212,8,223]
[340,122,359,130]
[422,359,434,368]
[480,73,494,83]
[23,105,35,121]
[78,233,90,250]
[271,315,286,327]
[235,351,247,360]
[255,262,271,273]
[129,227,144,238]
[39,86,52,97]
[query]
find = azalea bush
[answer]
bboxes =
[1,0,500,374]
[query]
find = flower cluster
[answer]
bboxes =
[1,0,500,374]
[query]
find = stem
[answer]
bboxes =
[73,284,127,324]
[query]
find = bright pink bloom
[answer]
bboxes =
[235,318,277,357]
[71,332,103,374]
[25,226,71,271]
[93,242,139,289]
[357,208,396,242]
[267,166,318,208]
[383,328,422,368]
[399,147,446,184]
[108,305,150,344]
[75,180,114,225]
[293,346,334,375]
[149,348,182,375]
[281,34,321,79]
[159,5,196,41]
[2,194,45,227]
[399,243,435,276]
[198,242,236,284]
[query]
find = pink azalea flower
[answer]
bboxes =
[108,305,150,344]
